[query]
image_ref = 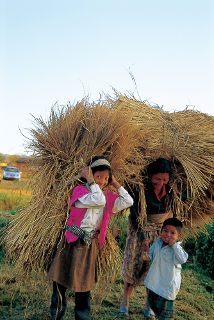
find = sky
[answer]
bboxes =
[0,0,213,156]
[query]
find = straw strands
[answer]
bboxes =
[3,99,142,273]
[3,95,214,274]
[113,96,214,229]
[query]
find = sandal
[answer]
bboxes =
[117,307,129,316]
[142,308,156,319]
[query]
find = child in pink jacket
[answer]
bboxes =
[47,156,133,320]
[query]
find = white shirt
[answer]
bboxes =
[144,238,188,300]
[74,184,133,232]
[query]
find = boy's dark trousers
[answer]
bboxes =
[50,281,91,320]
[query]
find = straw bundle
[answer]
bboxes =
[3,94,214,275]
[96,228,123,274]
[113,96,214,229]
[169,109,214,230]
[3,99,142,273]
[92,229,123,304]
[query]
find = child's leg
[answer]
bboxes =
[50,281,67,320]
[143,288,156,317]
[74,291,91,320]
[147,289,174,320]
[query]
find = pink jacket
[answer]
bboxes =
[65,185,119,248]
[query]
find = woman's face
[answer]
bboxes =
[93,170,110,190]
[151,173,169,191]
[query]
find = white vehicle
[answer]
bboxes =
[3,167,21,181]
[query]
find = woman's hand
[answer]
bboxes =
[142,239,150,261]
[142,239,149,253]
[110,175,121,190]
[79,166,94,184]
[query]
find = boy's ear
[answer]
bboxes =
[178,232,182,239]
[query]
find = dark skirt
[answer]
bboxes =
[47,237,98,292]
[148,289,174,320]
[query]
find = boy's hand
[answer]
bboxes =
[168,238,177,247]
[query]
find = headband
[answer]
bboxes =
[90,159,111,168]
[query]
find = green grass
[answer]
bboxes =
[0,179,31,212]
[0,191,30,211]
[0,199,213,319]
[0,179,30,192]
[0,258,213,320]
[0,210,213,320]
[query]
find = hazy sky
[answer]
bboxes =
[1,0,213,155]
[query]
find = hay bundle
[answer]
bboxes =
[92,229,123,304]
[3,94,214,275]
[3,99,142,273]
[113,95,167,159]
[169,109,214,229]
[113,96,214,229]
[97,228,123,274]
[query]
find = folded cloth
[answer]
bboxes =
[66,225,97,246]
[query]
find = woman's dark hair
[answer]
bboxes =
[162,217,183,233]
[147,158,172,177]
[88,156,112,184]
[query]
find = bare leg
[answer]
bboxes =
[119,281,134,310]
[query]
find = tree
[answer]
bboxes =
[7,155,20,166]
[0,153,6,162]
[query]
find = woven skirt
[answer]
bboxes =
[122,221,162,286]
[47,237,98,292]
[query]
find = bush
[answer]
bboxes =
[184,220,214,278]
[109,212,129,251]
[0,212,12,262]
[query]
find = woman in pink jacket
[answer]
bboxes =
[47,156,133,320]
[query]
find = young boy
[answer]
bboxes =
[144,218,188,320]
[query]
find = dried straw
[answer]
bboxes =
[113,95,214,230]
[3,94,214,275]
[3,99,142,273]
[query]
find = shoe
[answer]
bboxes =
[117,307,129,316]
[142,308,156,319]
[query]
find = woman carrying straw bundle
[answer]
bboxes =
[47,156,133,320]
[118,158,186,319]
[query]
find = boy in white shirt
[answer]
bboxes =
[144,218,188,320]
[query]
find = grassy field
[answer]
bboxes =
[0,248,213,320]
[0,180,213,320]
[0,179,31,211]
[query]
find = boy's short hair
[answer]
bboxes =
[162,217,183,233]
